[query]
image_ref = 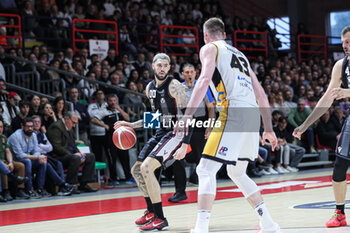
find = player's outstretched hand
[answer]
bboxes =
[292,126,305,140]
[114,121,132,130]
[173,143,188,160]
[262,131,278,151]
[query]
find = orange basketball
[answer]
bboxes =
[112,126,137,150]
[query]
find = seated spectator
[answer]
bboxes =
[40,102,57,132]
[28,95,41,116]
[11,100,30,133]
[0,119,29,200]
[100,68,110,83]
[330,106,345,133]
[133,53,151,75]
[316,110,340,150]
[68,87,90,146]
[91,94,131,184]
[53,96,67,120]
[0,79,8,101]
[139,69,153,90]
[2,92,20,134]
[120,25,137,60]
[104,72,125,101]
[272,110,282,127]
[78,71,98,99]
[273,117,291,173]
[274,117,302,172]
[32,115,74,196]
[8,118,49,198]
[288,98,316,153]
[339,98,350,116]
[46,111,97,193]
[123,81,144,121]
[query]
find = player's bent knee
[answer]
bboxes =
[332,159,348,182]
[131,163,141,177]
[227,164,259,198]
[196,163,216,195]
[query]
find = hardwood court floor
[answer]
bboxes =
[0,168,349,233]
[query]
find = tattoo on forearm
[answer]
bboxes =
[133,164,149,196]
[169,80,189,108]
[133,120,143,128]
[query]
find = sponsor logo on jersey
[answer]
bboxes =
[218,146,228,156]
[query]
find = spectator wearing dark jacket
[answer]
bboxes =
[316,110,340,150]
[68,88,90,146]
[46,111,97,193]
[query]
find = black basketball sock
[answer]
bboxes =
[153,202,165,220]
[145,197,154,213]
[336,204,345,214]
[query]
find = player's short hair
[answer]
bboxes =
[341,26,350,37]
[152,53,170,64]
[203,17,225,36]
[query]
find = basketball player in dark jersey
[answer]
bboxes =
[114,53,191,231]
[294,25,350,228]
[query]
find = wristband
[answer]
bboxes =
[9,161,13,164]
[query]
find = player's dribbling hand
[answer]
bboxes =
[114,121,132,130]
[262,131,278,151]
[173,143,188,160]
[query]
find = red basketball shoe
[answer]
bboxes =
[326,209,347,227]
[135,210,155,226]
[139,218,169,231]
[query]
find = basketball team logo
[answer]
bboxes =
[143,110,161,129]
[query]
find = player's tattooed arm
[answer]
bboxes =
[169,79,189,109]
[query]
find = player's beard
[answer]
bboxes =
[155,71,169,81]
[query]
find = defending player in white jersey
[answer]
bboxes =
[174,17,281,233]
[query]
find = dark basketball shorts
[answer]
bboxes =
[138,130,183,168]
[336,116,350,160]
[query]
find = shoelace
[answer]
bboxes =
[330,212,342,220]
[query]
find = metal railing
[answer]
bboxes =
[297,34,327,62]
[1,53,146,103]
[72,18,118,55]
[234,30,268,59]
[160,25,199,56]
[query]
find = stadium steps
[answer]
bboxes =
[297,149,333,168]
[297,160,333,168]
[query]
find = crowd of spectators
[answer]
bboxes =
[0,0,346,200]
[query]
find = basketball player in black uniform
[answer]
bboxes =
[294,25,350,228]
[114,53,191,231]
[91,94,131,184]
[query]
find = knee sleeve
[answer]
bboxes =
[196,159,221,195]
[332,157,350,182]
[227,161,259,198]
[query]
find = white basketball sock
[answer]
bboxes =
[194,210,211,233]
[254,202,275,229]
